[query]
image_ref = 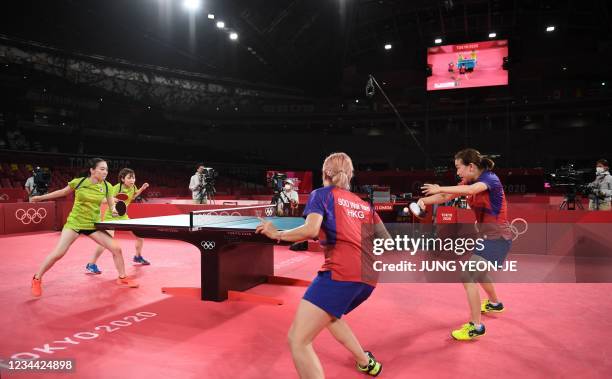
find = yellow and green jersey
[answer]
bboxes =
[103,183,138,221]
[64,177,110,231]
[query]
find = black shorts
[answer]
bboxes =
[70,229,109,237]
[76,229,97,235]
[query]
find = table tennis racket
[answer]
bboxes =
[115,193,129,216]
[409,202,427,220]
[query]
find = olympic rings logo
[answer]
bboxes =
[202,211,243,216]
[473,217,528,241]
[265,207,274,217]
[509,218,528,241]
[200,241,216,250]
[15,208,48,224]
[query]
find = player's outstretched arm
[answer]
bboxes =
[256,213,322,243]
[30,185,73,202]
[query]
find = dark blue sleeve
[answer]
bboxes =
[478,172,497,190]
[303,189,328,218]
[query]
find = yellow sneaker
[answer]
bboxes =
[481,299,505,313]
[451,322,485,341]
[356,351,382,377]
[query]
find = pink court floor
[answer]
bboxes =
[1,231,611,378]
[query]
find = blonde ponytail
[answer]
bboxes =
[322,152,354,190]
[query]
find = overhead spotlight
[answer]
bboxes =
[603,82,607,86]
[546,25,555,32]
[355,99,359,103]
[434,38,443,44]
[229,32,238,40]
[207,14,215,20]
[384,43,392,50]
[182,0,201,11]
[562,66,567,71]
[488,32,497,38]
[216,21,225,29]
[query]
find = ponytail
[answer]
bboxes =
[481,157,495,170]
[322,152,354,190]
[331,171,351,189]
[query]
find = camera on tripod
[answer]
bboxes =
[268,172,299,216]
[268,172,287,195]
[547,164,590,210]
[195,167,218,204]
[32,166,51,195]
[200,168,218,192]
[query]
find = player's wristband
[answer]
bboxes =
[277,231,284,244]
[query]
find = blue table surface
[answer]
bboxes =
[96,214,304,231]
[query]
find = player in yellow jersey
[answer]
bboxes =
[85,168,150,274]
[30,158,138,297]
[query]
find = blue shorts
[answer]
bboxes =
[303,271,374,319]
[474,239,512,267]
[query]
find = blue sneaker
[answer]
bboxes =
[133,255,150,265]
[85,263,102,275]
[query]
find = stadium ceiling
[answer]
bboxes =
[0,0,610,92]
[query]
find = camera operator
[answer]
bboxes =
[587,159,612,211]
[189,163,207,204]
[25,172,35,201]
[276,179,299,216]
[25,166,48,201]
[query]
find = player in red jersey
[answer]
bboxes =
[257,152,387,378]
[419,148,512,341]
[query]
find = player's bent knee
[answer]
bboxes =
[110,245,122,256]
[51,246,71,259]
[52,251,68,261]
[460,269,478,283]
[287,327,312,348]
[287,329,302,348]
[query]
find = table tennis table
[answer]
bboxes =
[457,58,476,70]
[95,205,305,302]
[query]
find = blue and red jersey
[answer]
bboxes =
[303,186,381,286]
[465,170,512,240]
